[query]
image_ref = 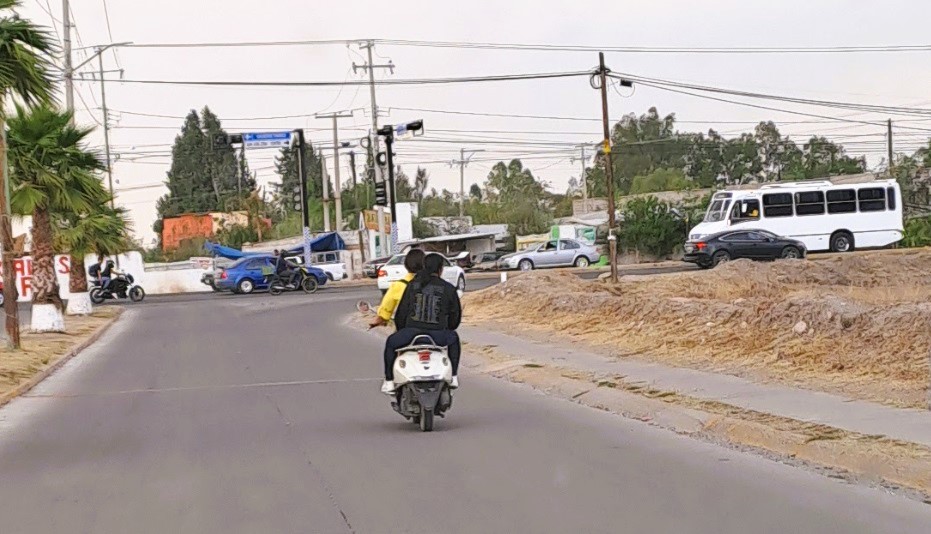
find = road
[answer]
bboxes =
[1,288,929,533]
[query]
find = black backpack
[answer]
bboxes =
[88,263,101,277]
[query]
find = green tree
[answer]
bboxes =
[483,160,552,235]
[629,168,691,194]
[469,183,482,201]
[55,203,132,301]
[273,142,326,213]
[620,196,686,257]
[0,0,56,345]
[8,105,105,325]
[156,107,251,235]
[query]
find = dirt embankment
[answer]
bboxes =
[464,250,931,408]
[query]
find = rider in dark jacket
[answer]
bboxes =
[275,250,300,288]
[382,253,462,393]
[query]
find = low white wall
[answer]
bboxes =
[1,251,213,302]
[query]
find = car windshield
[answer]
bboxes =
[704,199,732,222]
[385,255,405,266]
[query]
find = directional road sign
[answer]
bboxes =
[243,131,292,149]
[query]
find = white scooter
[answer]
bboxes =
[391,335,455,432]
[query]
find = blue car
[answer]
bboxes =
[215,255,328,294]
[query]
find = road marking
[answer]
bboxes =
[23,377,381,399]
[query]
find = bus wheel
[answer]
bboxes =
[830,232,854,253]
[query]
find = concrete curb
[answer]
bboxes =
[0,308,125,409]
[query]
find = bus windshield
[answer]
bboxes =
[704,199,732,222]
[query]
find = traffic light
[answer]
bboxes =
[374,179,388,207]
[291,186,302,212]
[212,133,229,150]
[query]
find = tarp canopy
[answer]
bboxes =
[204,233,346,260]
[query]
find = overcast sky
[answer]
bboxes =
[20,0,931,245]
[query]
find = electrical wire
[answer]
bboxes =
[100,0,122,69]
[113,70,590,87]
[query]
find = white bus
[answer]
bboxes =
[688,179,903,252]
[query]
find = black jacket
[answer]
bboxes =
[395,275,462,331]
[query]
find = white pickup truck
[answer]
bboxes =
[286,251,348,281]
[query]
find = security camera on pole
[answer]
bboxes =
[376,120,424,253]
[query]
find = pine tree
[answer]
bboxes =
[155,107,251,236]
[273,143,328,210]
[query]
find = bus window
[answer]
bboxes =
[704,199,731,222]
[762,193,793,217]
[827,189,856,214]
[887,187,897,210]
[858,188,886,212]
[795,191,825,216]
[732,199,760,222]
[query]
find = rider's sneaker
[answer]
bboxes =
[381,380,396,395]
[450,376,459,389]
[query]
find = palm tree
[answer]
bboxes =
[0,0,55,346]
[8,105,105,332]
[55,202,132,315]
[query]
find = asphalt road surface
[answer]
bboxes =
[1,286,930,533]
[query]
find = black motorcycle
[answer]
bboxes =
[265,268,318,296]
[90,274,146,304]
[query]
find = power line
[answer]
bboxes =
[100,0,122,69]
[97,38,931,54]
[615,73,931,119]
[113,70,590,87]
[377,39,931,55]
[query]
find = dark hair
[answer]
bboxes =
[404,249,426,273]
[415,253,445,283]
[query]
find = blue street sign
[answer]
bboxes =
[243,131,292,149]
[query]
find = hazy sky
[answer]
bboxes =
[20,0,931,245]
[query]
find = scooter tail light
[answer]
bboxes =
[418,350,431,362]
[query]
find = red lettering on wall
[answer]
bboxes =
[19,276,31,297]
[58,256,71,274]
[13,258,26,277]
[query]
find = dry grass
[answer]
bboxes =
[465,250,931,408]
[0,308,120,398]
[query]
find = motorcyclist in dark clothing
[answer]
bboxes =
[275,250,300,288]
[382,253,462,393]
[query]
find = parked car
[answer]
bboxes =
[215,255,328,294]
[201,257,234,291]
[363,256,391,279]
[472,251,507,271]
[683,229,807,269]
[377,252,466,294]
[447,251,473,271]
[497,239,600,271]
[286,251,347,282]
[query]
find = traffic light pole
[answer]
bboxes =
[295,129,312,266]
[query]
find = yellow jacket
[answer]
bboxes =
[377,273,415,321]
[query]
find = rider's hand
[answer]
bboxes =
[369,316,387,329]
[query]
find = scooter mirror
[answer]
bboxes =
[356,300,372,313]
[456,290,464,299]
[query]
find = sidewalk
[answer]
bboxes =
[461,325,931,448]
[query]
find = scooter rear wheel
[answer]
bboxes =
[89,288,105,305]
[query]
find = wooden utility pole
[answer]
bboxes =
[0,125,20,347]
[598,52,618,283]
[887,119,894,171]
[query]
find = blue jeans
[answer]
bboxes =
[384,328,461,381]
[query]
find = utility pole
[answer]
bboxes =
[355,41,394,256]
[97,50,115,210]
[320,151,331,232]
[294,129,312,267]
[316,111,354,231]
[580,145,588,207]
[598,52,619,283]
[453,148,484,217]
[63,0,73,115]
[887,119,894,171]
[0,126,19,348]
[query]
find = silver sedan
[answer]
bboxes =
[497,239,601,271]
